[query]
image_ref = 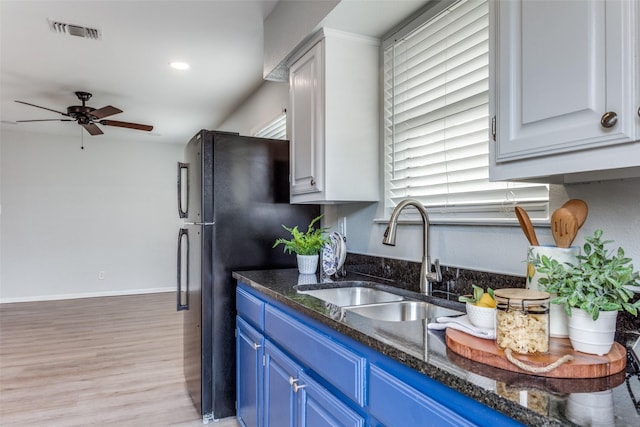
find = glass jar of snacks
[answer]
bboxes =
[494,288,550,354]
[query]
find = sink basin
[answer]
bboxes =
[343,301,462,322]
[297,286,404,307]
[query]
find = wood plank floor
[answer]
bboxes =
[0,292,238,427]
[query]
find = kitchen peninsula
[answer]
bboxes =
[233,268,639,427]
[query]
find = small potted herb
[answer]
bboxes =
[532,229,640,354]
[273,215,328,274]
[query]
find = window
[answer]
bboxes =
[255,111,287,140]
[383,0,548,223]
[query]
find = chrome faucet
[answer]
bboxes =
[382,198,442,295]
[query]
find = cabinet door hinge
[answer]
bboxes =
[491,115,497,141]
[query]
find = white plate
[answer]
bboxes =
[322,234,340,276]
[334,232,347,272]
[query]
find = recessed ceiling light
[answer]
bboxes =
[170,61,190,70]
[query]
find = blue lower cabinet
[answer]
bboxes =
[236,317,263,427]
[264,341,299,427]
[236,283,521,427]
[297,371,365,427]
[264,305,366,406]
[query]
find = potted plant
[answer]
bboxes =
[532,229,640,355]
[273,215,328,274]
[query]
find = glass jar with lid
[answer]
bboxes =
[494,288,550,354]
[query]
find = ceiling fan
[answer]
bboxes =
[14,91,154,136]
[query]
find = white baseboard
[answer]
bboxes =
[0,287,174,304]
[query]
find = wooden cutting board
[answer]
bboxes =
[445,328,626,378]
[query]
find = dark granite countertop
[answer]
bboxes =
[233,268,640,427]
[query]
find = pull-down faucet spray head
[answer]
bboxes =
[382,224,397,246]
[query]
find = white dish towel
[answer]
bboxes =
[427,315,496,340]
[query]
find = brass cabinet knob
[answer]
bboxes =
[600,111,618,128]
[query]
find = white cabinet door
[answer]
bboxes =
[490,0,640,182]
[289,41,323,197]
[287,29,379,203]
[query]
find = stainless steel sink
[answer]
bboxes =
[297,286,404,307]
[343,301,462,322]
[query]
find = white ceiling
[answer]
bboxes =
[1,0,428,145]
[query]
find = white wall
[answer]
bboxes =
[221,80,640,279]
[263,0,339,79]
[0,128,184,302]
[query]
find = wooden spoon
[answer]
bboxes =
[561,199,588,229]
[514,206,540,246]
[551,207,579,248]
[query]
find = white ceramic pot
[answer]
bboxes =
[568,308,618,355]
[527,245,580,338]
[297,254,319,275]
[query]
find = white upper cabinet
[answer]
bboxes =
[489,0,640,183]
[287,29,379,203]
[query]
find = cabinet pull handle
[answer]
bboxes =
[292,383,307,393]
[289,377,298,385]
[637,107,639,118]
[600,111,618,128]
[310,178,316,186]
[177,162,189,218]
[252,343,261,351]
[176,228,189,311]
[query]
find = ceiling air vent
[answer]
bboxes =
[48,19,102,40]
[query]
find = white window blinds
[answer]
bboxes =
[255,112,287,140]
[383,0,548,223]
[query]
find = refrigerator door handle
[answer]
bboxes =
[177,162,189,218]
[176,228,189,311]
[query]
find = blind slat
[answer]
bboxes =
[255,113,286,140]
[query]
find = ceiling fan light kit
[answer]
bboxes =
[14,91,153,136]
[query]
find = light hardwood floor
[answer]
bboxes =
[0,292,239,427]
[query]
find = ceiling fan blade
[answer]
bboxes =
[15,100,69,116]
[90,105,123,119]
[100,120,153,132]
[82,123,103,136]
[16,119,74,122]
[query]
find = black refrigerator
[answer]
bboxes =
[176,130,319,422]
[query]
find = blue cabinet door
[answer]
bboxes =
[264,340,300,427]
[237,317,264,427]
[297,372,365,427]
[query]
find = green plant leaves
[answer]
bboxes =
[272,215,328,256]
[530,229,640,318]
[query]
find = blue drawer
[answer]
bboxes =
[369,363,475,426]
[265,305,366,406]
[237,286,264,330]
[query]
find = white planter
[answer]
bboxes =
[527,245,580,337]
[568,308,618,355]
[296,254,319,275]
